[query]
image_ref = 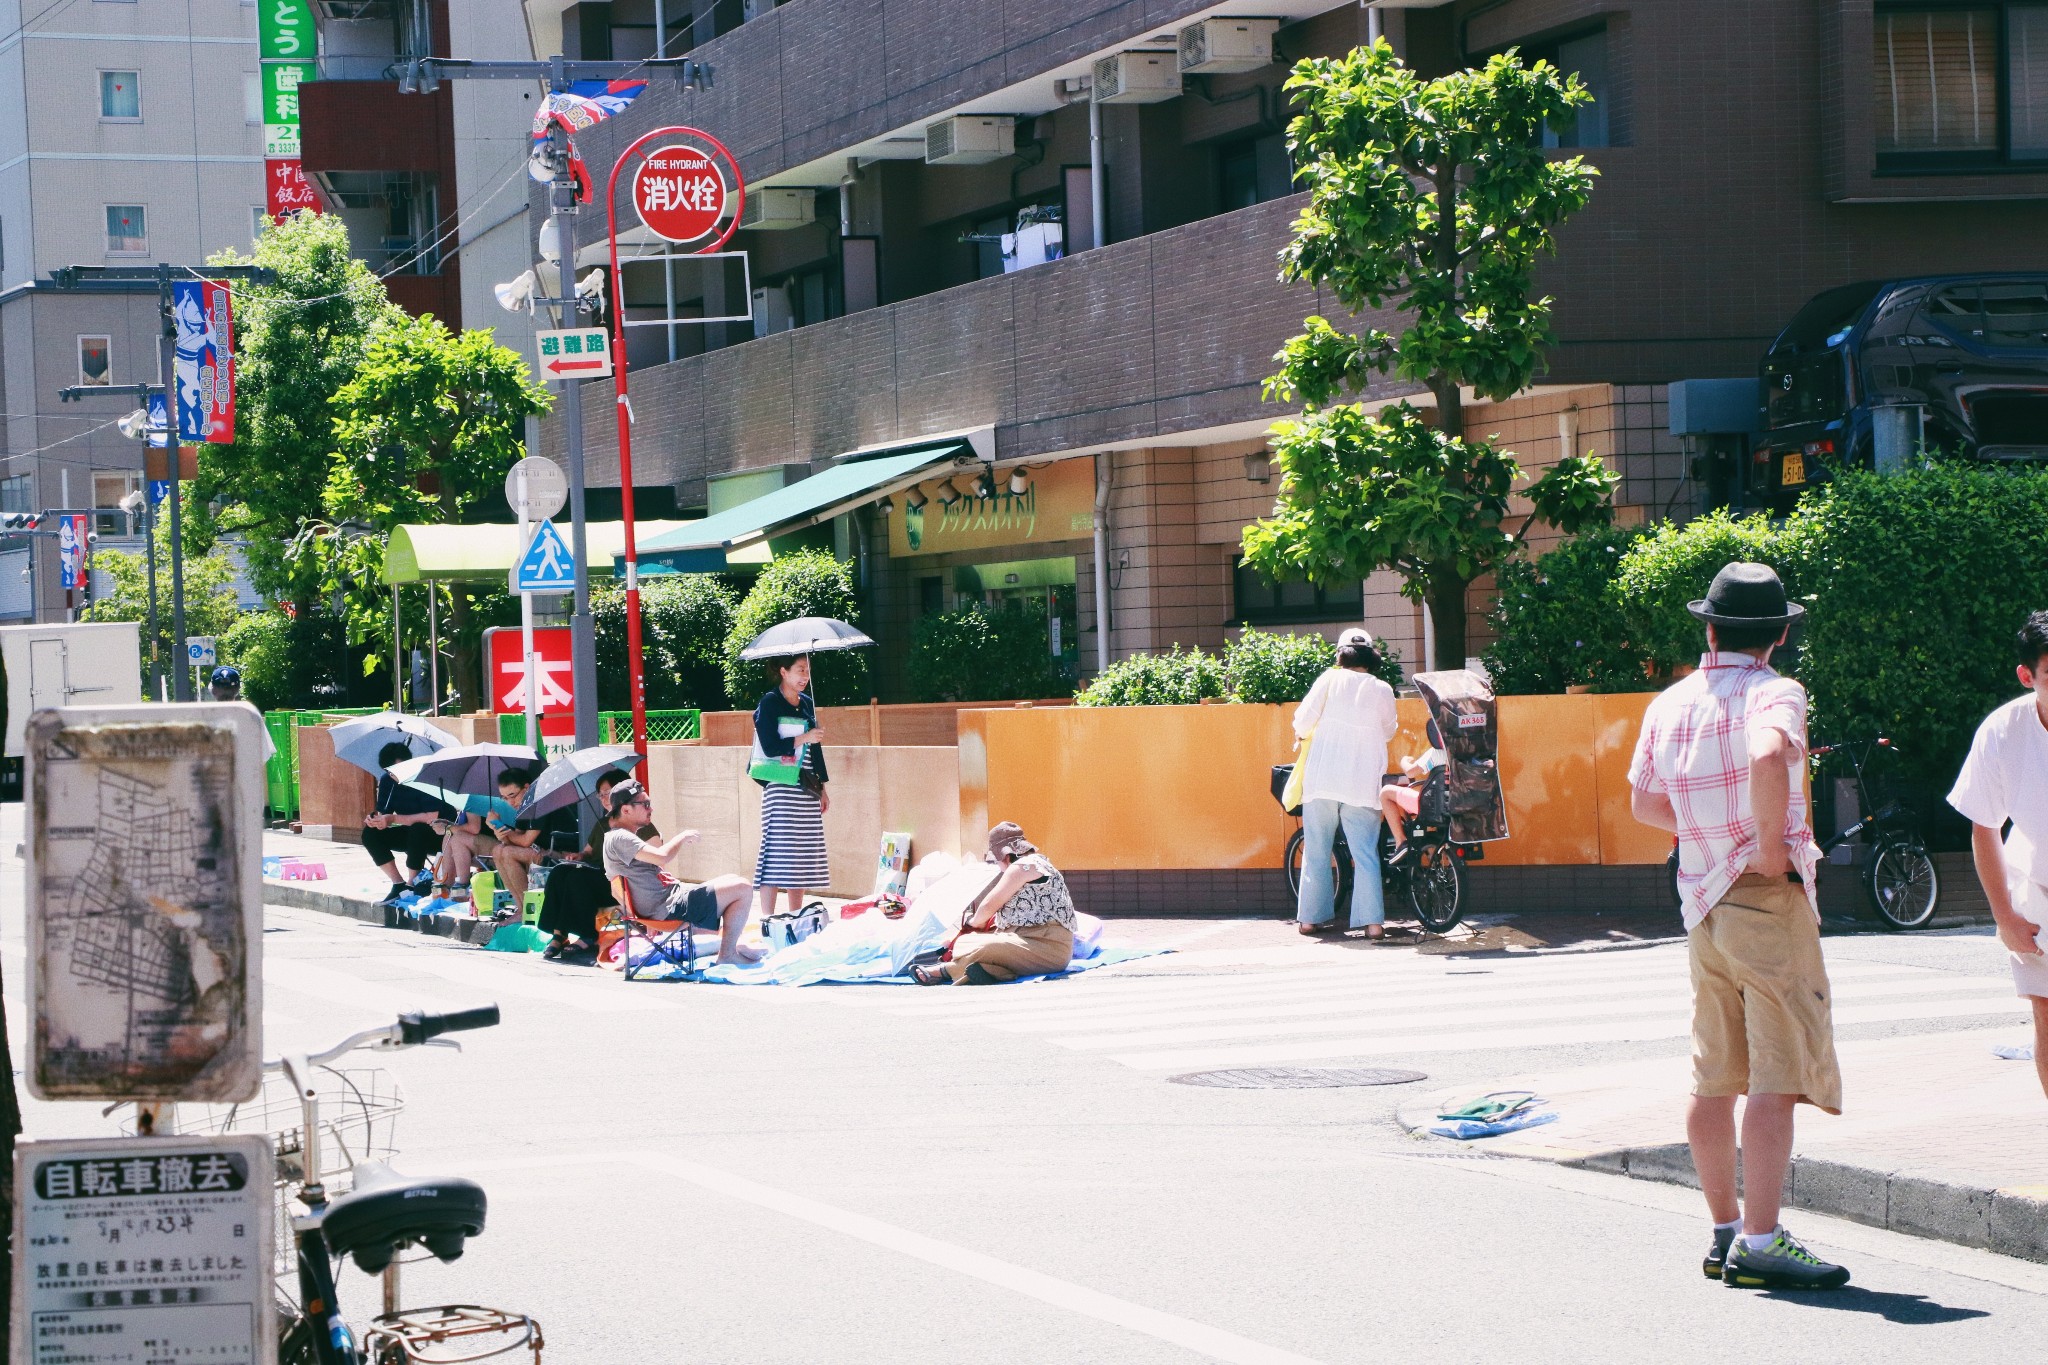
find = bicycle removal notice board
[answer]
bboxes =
[14,703,273,1364]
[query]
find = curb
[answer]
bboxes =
[263,880,493,943]
[1395,1093,2048,1263]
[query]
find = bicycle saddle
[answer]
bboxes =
[316,1162,488,1274]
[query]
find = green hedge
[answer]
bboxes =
[1483,524,1653,694]
[1074,629,1402,707]
[594,574,737,712]
[907,602,1074,702]
[721,549,869,708]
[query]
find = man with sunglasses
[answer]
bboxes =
[601,781,761,965]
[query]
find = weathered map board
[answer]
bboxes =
[26,706,264,1102]
[11,1133,275,1365]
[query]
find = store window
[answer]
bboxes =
[1232,565,1364,625]
[1875,4,2048,166]
[78,336,111,386]
[99,70,140,121]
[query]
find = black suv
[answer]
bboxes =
[1752,274,2048,511]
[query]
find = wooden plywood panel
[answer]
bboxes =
[1593,692,1667,866]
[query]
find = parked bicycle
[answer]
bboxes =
[1660,735,1938,931]
[1272,766,1476,934]
[150,1005,540,1364]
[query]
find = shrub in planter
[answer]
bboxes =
[1483,524,1653,694]
[594,575,738,712]
[907,602,1073,702]
[1797,465,2048,798]
[1074,646,1227,707]
[722,549,868,707]
[1612,508,1817,679]
[1224,627,1402,703]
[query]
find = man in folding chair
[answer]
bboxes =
[601,781,762,966]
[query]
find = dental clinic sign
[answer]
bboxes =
[258,0,320,221]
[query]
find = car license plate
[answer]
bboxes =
[1781,453,1806,486]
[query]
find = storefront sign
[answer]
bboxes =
[484,626,576,761]
[264,159,321,221]
[889,458,1095,558]
[258,0,315,224]
[12,1134,274,1365]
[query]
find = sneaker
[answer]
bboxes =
[1386,843,1417,870]
[1721,1228,1850,1290]
[1703,1226,1736,1280]
[377,883,409,908]
[409,867,435,894]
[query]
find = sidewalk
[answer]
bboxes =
[1397,1029,2048,1263]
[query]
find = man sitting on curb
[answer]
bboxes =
[1629,562,1849,1292]
[362,741,453,907]
[601,780,762,966]
[440,768,547,911]
[1950,610,2048,1101]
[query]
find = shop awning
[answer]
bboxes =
[635,437,977,573]
[385,519,697,584]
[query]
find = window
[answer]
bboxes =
[252,205,268,242]
[1232,565,1364,625]
[1875,4,2048,167]
[77,336,111,387]
[99,70,140,121]
[1515,26,1611,148]
[244,73,261,125]
[105,205,147,255]
[92,471,140,509]
[1217,134,1293,210]
[0,477,30,516]
[1927,279,2048,346]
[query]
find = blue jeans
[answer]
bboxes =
[1296,799,1385,928]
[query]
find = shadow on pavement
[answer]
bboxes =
[1757,1287,1989,1324]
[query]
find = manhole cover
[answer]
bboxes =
[1167,1067,1428,1089]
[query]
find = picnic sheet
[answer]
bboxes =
[676,863,1165,986]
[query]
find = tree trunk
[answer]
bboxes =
[1426,570,1471,672]
[1429,375,1464,441]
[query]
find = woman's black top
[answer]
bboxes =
[373,775,454,822]
[752,689,829,783]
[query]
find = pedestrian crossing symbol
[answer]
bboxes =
[514,519,576,594]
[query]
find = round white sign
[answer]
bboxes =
[505,457,567,521]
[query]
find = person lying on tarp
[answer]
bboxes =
[911,821,1076,986]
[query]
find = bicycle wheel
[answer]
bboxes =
[1407,844,1465,934]
[1284,828,1352,914]
[278,1313,323,1365]
[1866,835,1938,930]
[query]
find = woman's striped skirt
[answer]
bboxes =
[755,782,829,888]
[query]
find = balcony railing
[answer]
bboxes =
[316,53,402,81]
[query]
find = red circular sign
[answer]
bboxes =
[632,144,729,243]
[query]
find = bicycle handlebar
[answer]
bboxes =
[398,1005,501,1046]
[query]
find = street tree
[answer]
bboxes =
[81,520,246,691]
[325,314,550,711]
[198,214,398,610]
[1241,41,1620,670]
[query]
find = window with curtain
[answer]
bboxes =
[1875,4,2048,165]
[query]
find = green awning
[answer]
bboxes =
[385,519,698,584]
[635,439,973,573]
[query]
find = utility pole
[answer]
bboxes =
[49,264,270,700]
[396,53,709,747]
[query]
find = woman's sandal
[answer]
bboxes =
[909,963,949,986]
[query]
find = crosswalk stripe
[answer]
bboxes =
[1049,975,2013,1052]
[986,965,1964,1036]
[1109,994,2029,1070]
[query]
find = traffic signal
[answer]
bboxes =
[0,513,43,531]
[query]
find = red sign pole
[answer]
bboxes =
[605,126,744,769]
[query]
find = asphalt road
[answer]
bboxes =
[6,851,2047,1360]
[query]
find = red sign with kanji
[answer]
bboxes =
[632,144,727,243]
[265,159,322,220]
[485,626,574,716]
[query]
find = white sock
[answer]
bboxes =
[1740,1230,1778,1251]
[1714,1219,1741,1235]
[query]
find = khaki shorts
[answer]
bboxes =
[1689,873,1842,1114]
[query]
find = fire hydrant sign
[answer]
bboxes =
[534,327,612,380]
[633,144,727,243]
[11,1133,275,1365]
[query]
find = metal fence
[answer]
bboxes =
[495,709,700,747]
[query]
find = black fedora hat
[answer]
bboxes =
[1687,561,1805,626]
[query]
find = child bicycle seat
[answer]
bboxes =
[315,1161,488,1275]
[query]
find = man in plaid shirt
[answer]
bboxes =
[1629,562,1848,1292]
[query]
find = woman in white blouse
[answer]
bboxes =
[1291,628,1401,938]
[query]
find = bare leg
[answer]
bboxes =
[1686,1094,1741,1226]
[710,875,761,963]
[1380,790,1407,848]
[372,858,401,884]
[782,886,806,916]
[2031,998,2048,1100]
[753,884,776,924]
[1738,1093,1799,1234]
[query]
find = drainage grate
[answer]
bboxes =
[1168,1067,1428,1089]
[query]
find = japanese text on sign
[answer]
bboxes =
[632,145,728,243]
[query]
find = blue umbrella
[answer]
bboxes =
[389,743,543,816]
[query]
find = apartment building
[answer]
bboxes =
[528,0,2047,696]
[0,0,268,620]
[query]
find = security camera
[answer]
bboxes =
[86,530,99,545]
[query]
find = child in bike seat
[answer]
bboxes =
[1382,718,1447,869]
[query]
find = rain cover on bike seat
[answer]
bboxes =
[315,1161,487,1274]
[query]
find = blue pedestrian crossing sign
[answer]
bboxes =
[514,519,576,594]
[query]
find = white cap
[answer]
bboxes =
[1337,628,1373,648]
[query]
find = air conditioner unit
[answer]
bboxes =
[925,114,1015,165]
[1093,51,1181,103]
[752,285,793,338]
[740,187,816,231]
[1178,18,1279,74]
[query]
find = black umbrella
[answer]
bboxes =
[389,742,544,818]
[739,616,875,662]
[516,744,641,823]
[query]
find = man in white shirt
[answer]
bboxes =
[1948,610,2048,1101]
